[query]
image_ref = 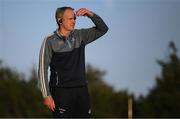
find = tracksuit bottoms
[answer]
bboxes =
[50,86,91,118]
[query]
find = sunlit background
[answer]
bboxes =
[1,0,180,98]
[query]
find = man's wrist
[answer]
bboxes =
[88,11,94,17]
[43,95,52,99]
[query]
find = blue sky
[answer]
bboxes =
[0,0,180,97]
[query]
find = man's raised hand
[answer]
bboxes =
[75,8,93,17]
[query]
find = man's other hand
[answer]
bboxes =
[43,96,55,112]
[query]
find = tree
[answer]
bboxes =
[136,41,180,117]
[0,62,51,117]
[86,64,129,117]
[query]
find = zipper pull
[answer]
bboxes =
[56,72,59,86]
[66,39,72,49]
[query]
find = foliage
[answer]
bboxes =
[0,63,51,117]
[135,41,180,117]
[86,64,129,117]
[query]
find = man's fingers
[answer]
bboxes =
[52,100,55,110]
[76,8,86,13]
[50,99,55,111]
[76,9,83,16]
[50,105,55,112]
[77,11,87,16]
[43,96,55,112]
[76,8,89,16]
[48,103,55,112]
[79,11,87,16]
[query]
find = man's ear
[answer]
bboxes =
[58,18,62,24]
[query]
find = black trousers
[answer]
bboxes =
[50,86,91,118]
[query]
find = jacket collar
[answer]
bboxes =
[54,29,74,39]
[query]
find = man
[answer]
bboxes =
[38,7,108,117]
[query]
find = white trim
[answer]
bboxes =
[40,37,48,97]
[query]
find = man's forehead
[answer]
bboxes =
[64,9,75,15]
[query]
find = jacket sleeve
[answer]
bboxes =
[79,13,109,45]
[38,37,52,98]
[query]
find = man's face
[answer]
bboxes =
[61,9,76,31]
